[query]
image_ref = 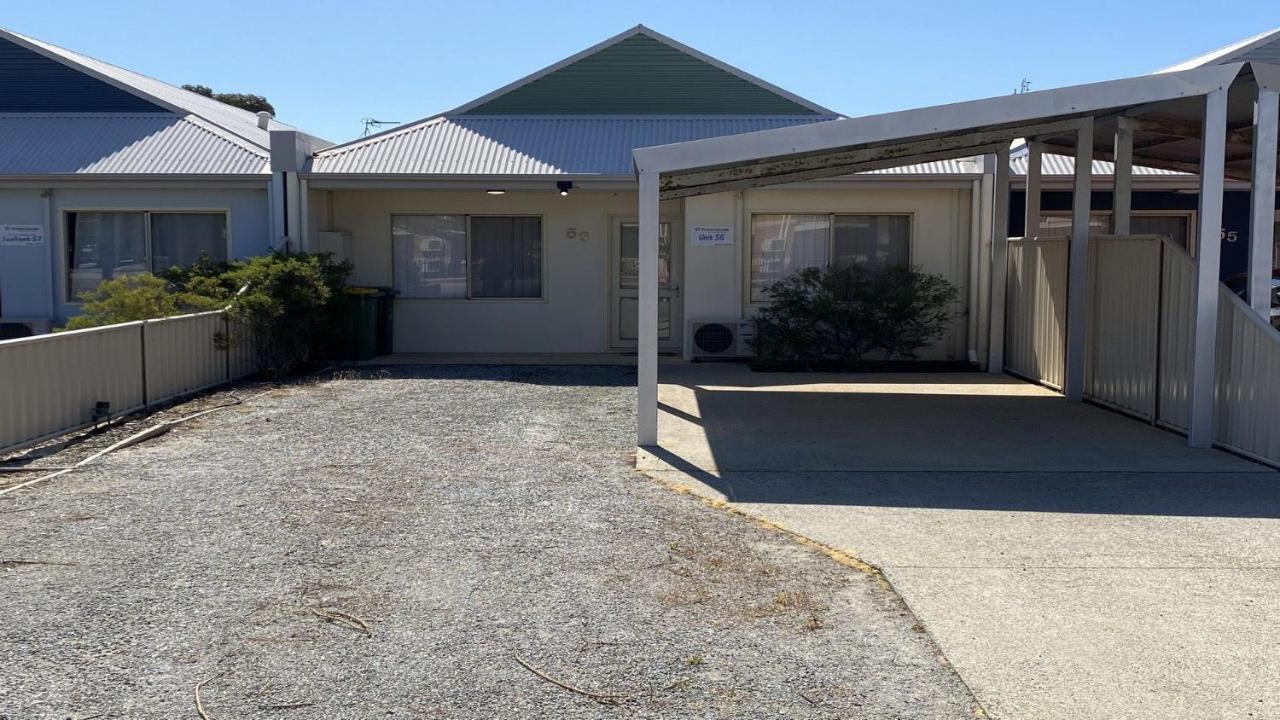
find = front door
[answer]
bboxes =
[610,218,681,350]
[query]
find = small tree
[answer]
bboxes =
[182,84,275,115]
[753,265,958,363]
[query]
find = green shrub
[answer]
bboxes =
[218,252,352,374]
[60,252,352,376]
[60,274,224,331]
[753,265,958,362]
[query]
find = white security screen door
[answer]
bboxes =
[611,219,681,349]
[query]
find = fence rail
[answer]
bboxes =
[0,310,258,454]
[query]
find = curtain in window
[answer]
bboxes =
[470,216,542,298]
[392,215,466,298]
[67,211,146,299]
[833,215,911,270]
[750,214,829,301]
[149,213,227,272]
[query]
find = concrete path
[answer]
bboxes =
[640,366,1280,720]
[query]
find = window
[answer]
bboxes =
[392,215,542,299]
[1037,212,1194,252]
[750,213,909,302]
[1036,213,1111,238]
[66,211,227,300]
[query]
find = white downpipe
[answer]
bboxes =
[1189,89,1229,448]
[976,159,994,370]
[1064,119,1095,402]
[967,179,982,364]
[299,177,311,253]
[1113,120,1134,234]
[42,189,55,319]
[637,170,659,447]
[1249,88,1278,317]
[988,144,1011,374]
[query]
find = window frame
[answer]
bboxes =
[389,213,547,302]
[62,208,232,304]
[745,211,915,306]
[1035,209,1197,253]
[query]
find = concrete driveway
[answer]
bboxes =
[638,365,1280,720]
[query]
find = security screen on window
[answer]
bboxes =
[66,211,227,300]
[750,213,910,302]
[469,216,542,298]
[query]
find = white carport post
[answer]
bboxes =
[1024,142,1043,236]
[1189,88,1229,448]
[988,144,1012,374]
[1248,87,1278,316]
[637,169,660,447]
[1113,119,1135,234]
[1064,118,1094,402]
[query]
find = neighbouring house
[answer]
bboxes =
[300,26,985,360]
[0,28,329,337]
[1008,27,1280,287]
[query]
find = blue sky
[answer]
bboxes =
[5,1,1276,142]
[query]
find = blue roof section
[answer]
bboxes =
[0,36,162,113]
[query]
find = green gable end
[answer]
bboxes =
[462,34,821,115]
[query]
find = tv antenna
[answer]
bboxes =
[1016,78,1032,94]
[361,117,400,136]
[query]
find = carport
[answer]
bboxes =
[631,61,1280,461]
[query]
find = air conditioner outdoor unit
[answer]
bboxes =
[688,319,755,358]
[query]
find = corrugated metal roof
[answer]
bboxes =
[1010,153,1188,177]
[0,114,269,175]
[309,115,973,176]
[1156,27,1280,73]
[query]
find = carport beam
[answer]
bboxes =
[1249,88,1278,317]
[1189,89,1229,449]
[1114,121,1134,235]
[1064,119,1094,402]
[638,169,660,447]
[988,144,1011,374]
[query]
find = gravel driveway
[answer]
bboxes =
[0,365,976,719]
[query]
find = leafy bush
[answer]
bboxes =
[60,273,225,331]
[217,252,352,374]
[753,265,958,363]
[60,252,352,376]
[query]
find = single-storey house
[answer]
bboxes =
[300,26,986,360]
[0,28,328,337]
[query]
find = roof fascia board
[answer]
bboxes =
[1156,29,1280,73]
[0,175,270,186]
[301,174,979,191]
[633,63,1245,175]
[445,25,835,117]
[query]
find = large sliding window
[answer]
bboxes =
[392,214,543,299]
[1037,211,1195,253]
[750,213,911,302]
[66,211,227,300]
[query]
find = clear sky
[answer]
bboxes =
[5,0,1277,143]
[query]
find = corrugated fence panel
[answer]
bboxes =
[1085,236,1161,420]
[1214,287,1280,466]
[1156,245,1196,432]
[227,317,260,380]
[143,311,227,402]
[0,322,146,451]
[1005,238,1068,389]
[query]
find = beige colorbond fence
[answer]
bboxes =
[1006,233,1280,467]
[0,311,259,453]
[1004,238,1068,389]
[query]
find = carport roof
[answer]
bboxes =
[634,61,1278,198]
